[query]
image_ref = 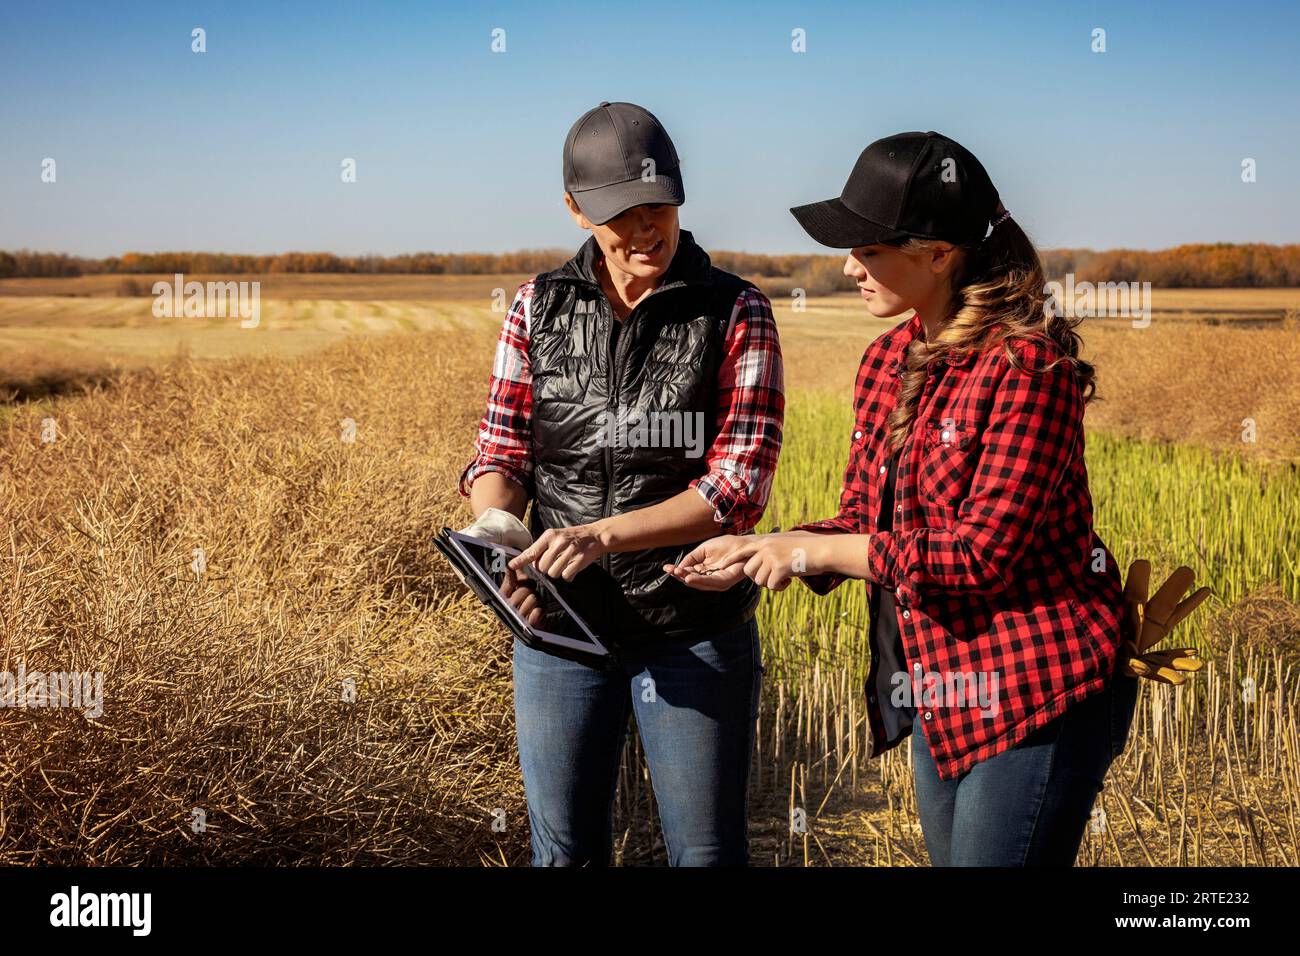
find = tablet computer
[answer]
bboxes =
[433,528,615,667]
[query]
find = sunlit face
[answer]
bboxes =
[565,195,679,280]
[843,242,959,319]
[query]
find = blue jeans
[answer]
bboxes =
[910,669,1140,866]
[512,618,762,866]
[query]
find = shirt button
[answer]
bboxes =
[853,430,863,440]
[902,609,910,620]
[924,711,933,720]
[941,430,951,442]
[896,504,903,512]
[879,465,886,475]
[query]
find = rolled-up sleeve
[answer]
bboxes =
[689,287,784,532]
[457,281,536,498]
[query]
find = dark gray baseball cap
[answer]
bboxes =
[562,101,685,225]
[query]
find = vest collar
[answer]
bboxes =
[559,229,713,289]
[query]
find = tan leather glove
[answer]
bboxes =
[1119,559,1212,685]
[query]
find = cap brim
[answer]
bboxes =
[570,168,685,225]
[789,197,909,249]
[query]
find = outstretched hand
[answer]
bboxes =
[663,534,753,591]
[666,532,825,592]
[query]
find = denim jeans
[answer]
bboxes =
[512,617,762,866]
[910,668,1140,866]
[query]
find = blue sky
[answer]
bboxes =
[2,0,1297,257]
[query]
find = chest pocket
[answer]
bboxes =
[917,416,977,503]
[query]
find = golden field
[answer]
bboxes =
[1,277,1298,865]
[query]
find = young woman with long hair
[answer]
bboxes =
[667,131,1140,866]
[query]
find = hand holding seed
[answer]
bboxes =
[664,535,753,591]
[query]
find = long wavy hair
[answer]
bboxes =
[884,202,1096,455]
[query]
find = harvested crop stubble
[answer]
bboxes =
[0,329,529,864]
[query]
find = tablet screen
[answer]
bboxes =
[442,530,610,658]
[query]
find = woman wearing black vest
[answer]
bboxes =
[457,102,784,866]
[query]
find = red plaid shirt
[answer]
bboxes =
[459,277,784,533]
[793,311,1124,780]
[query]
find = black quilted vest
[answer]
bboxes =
[526,230,761,645]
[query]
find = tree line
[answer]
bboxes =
[3,243,1299,288]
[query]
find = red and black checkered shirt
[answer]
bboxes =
[793,311,1124,780]
[458,277,784,533]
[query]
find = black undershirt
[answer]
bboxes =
[869,449,915,743]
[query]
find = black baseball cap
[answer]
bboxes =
[790,131,1000,248]
[563,101,685,225]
